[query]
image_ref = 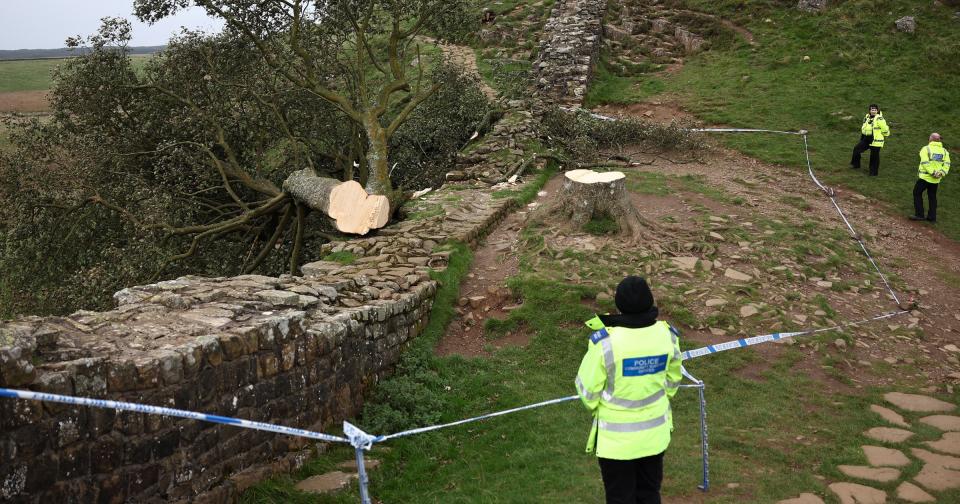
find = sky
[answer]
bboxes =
[0,0,224,50]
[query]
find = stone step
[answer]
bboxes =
[295,471,357,495]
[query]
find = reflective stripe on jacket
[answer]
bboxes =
[575,316,683,460]
[919,141,952,184]
[860,113,890,148]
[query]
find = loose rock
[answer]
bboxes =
[295,472,357,494]
[725,268,753,282]
[869,404,910,427]
[919,414,960,431]
[776,493,825,504]
[895,16,917,33]
[925,431,960,455]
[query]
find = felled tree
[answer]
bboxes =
[134,0,475,202]
[0,9,487,316]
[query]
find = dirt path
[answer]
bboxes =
[435,178,561,356]
[0,90,50,113]
[420,37,498,101]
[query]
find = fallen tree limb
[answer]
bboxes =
[283,169,389,234]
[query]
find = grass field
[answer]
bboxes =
[0,59,65,93]
[646,0,960,239]
[0,54,153,94]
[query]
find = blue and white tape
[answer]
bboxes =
[0,388,348,443]
[681,310,907,360]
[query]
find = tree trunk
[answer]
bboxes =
[283,169,389,235]
[364,118,393,197]
[551,169,658,242]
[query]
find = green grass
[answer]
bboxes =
[650,0,960,239]
[0,59,66,92]
[322,251,357,265]
[0,55,153,93]
[243,224,956,503]
[626,171,672,195]
[583,57,666,108]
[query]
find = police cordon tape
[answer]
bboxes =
[0,123,913,502]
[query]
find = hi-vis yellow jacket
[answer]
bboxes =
[575,316,683,460]
[861,112,891,148]
[919,141,952,184]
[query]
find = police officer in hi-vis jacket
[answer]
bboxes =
[575,276,683,504]
[911,133,951,223]
[850,104,891,176]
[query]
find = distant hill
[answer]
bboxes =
[0,46,165,61]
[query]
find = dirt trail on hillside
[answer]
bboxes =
[420,37,498,101]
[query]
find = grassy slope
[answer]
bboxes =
[656,0,960,238]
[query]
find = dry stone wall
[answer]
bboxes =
[532,0,608,105]
[0,186,517,503]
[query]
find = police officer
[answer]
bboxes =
[575,276,682,504]
[850,104,891,176]
[910,133,951,223]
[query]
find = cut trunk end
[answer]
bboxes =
[283,169,389,235]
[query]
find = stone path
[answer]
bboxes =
[294,458,381,496]
[777,391,960,503]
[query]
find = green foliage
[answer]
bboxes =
[0,10,487,317]
[390,61,491,190]
[542,108,705,163]
[476,56,532,100]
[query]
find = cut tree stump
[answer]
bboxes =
[549,169,657,242]
[283,169,389,234]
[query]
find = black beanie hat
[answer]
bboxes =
[869,104,880,111]
[615,276,655,314]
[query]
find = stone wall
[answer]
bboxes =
[532,0,608,106]
[0,186,517,503]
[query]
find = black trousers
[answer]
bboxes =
[914,179,939,221]
[851,135,881,176]
[598,452,664,504]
